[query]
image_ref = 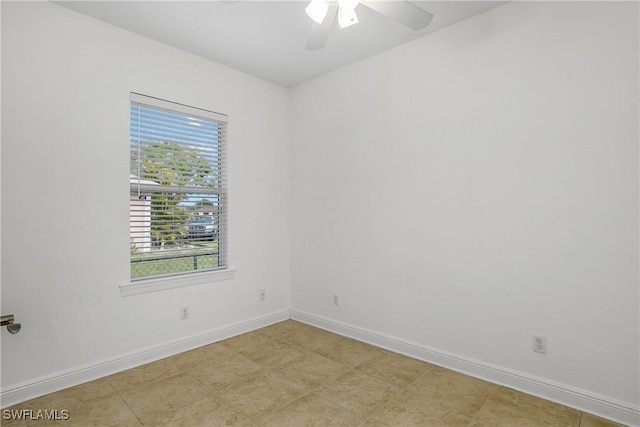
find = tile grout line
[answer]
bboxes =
[465,381,498,425]
[355,364,436,427]
[191,329,319,425]
[231,327,376,424]
[240,341,356,424]
[108,342,246,425]
[114,392,145,426]
[263,328,439,426]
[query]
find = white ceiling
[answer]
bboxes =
[56,1,507,88]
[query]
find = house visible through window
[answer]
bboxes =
[129,93,227,281]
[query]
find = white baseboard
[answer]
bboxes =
[0,309,289,408]
[291,309,640,427]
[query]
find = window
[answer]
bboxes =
[128,93,228,286]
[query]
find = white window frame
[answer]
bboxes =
[121,93,234,296]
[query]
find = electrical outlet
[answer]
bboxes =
[180,307,189,320]
[533,335,546,354]
[259,289,266,301]
[332,294,339,306]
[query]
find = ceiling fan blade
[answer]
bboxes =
[306,3,338,51]
[360,0,433,31]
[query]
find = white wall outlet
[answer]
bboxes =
[180,307,189,320]
[332,294,339,306]
[259,289,266,301]
[533,335,546,354]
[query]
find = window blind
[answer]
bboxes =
[129,93,228,280]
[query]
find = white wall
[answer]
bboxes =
[2,0,638,421]
[1,1,290,392]
[290,0,638,412]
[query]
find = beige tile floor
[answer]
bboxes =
[2,320,626,426]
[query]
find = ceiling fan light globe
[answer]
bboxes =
[306,0,329,24]
[338,6,358,29]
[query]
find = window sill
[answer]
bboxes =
[120,268,236,297]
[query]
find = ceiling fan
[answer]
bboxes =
[305,0,434,50]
